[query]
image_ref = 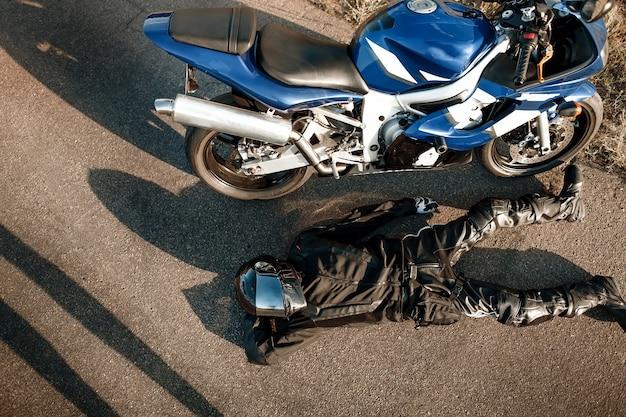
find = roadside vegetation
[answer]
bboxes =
[310,0,626,176]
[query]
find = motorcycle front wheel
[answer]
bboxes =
[186,95,313,200]
[479,93,602,177]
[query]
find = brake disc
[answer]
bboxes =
[510,118,575,164]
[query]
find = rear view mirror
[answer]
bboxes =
[578,0,614,22]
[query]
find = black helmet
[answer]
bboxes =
[235,256,307,318]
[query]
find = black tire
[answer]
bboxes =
[185,94,313,200]
[479,93,603,177]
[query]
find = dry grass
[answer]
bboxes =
[310,0,388,23]
[341,0,388,23]
[310,0,626,175]
[587,2,626,174]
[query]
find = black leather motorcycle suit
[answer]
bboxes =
[242,193,626,365]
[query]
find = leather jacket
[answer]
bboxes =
[287,198,466,327]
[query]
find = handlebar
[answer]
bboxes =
[514,33,539,86]
[485,0,608,85]
[493,0,551,86]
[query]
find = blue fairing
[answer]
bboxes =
[144,13,362,111]
[404,80,598,151]
[401,12,606,151]
[351,0,497,93]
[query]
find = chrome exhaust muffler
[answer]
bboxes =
[154,94,343,176]
[154,94,292,146]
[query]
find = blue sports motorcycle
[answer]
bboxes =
[145,0,613,199]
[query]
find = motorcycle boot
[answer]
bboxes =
[468,164,586,233]
[566,276,626,331]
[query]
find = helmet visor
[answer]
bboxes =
[235,258,307,318]
[255,273,288,317]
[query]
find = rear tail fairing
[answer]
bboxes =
[143,13,362,111]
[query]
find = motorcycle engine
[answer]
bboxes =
[380,114,441,169]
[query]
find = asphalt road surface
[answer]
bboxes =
[1,0,625,416]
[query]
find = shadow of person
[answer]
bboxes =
[0,225,221,417]
[0,300,120,417]
[0,0,345,172]
[88,166,551,348]
[88,169,307,347]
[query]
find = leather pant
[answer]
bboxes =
[455,275,626,329]
[429,193,624,329]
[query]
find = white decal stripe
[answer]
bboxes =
[395,36,511,109]
[419,70,449,82]
[446,89,495,125]
[366,38,417,84]
[518,93,559,102]
[489,109,541,137]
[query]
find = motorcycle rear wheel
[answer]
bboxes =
[479,93,602,177]
[186,94,313,200]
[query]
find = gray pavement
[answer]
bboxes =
[0,0,625,416]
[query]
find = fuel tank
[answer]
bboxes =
[351,0,497,93]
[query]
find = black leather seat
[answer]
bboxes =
[258,24,369,94]
[169,7,256,55]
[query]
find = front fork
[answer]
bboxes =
[535,111,552,154]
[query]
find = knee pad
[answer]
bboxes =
[495,290,523,325]
[497,288,569,326]
[467,198,499,231]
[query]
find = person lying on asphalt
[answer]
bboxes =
[234,165,626,365]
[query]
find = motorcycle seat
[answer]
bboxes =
[169,7,256,55]
[258,24,369,94]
